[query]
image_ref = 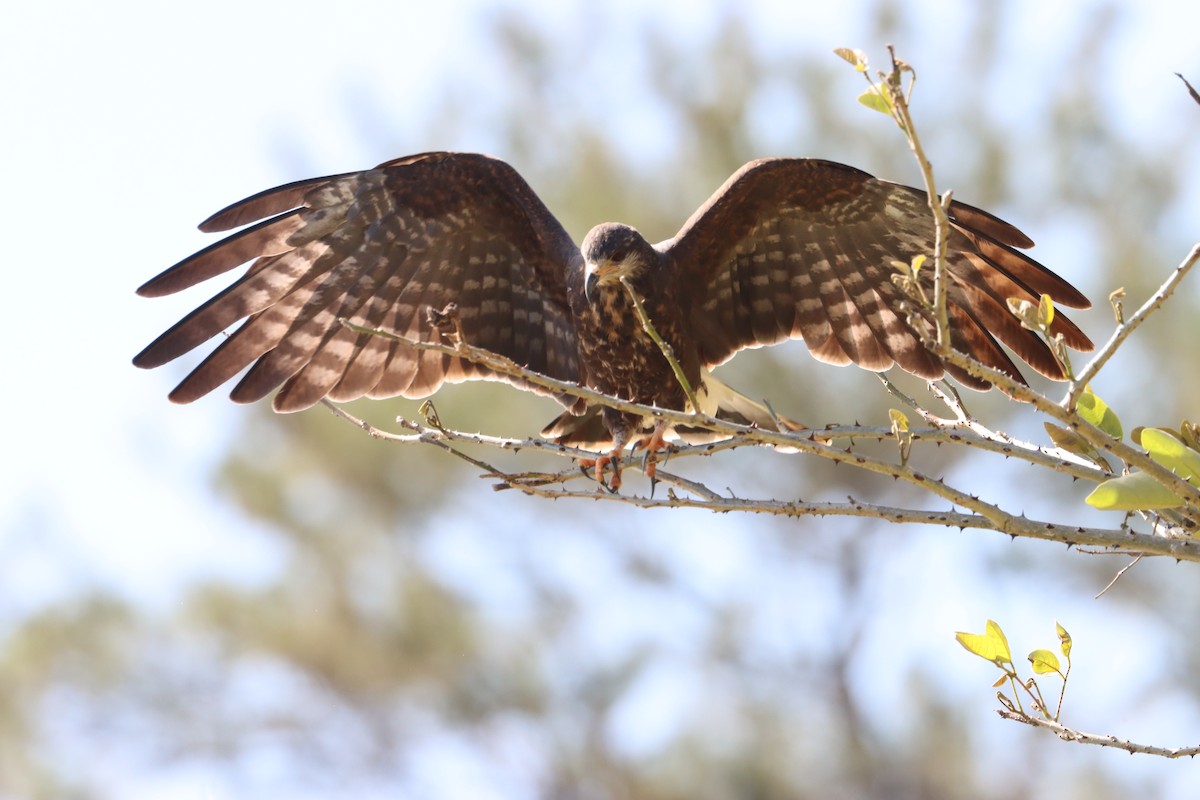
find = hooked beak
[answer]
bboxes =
[584,260,607,303]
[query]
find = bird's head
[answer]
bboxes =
[582,223,653,302]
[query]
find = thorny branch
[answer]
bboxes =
[1065,243,1200,407]
[331,315,1200,562]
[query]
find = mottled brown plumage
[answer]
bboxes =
[135,152,1092,486]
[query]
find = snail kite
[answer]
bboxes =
[135,152,1092,488]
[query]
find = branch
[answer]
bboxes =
[619,275,699,411]
[1065,243,1200,407]
[887,47,953,354]
[879,377,1107,482]
[320,378,1200,562]
[997,711,1200,759]
[931,339,1200,526]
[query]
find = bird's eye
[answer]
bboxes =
[610,249,627,264]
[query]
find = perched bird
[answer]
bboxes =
[135,152,1092,489]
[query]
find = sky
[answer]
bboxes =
[4,0,1200,796]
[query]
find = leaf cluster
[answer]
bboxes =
[956,620,1073,722]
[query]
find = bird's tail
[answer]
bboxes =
[675,373,805,445]
[540,373,804,450]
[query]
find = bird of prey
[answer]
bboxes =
[135,152,1092,489]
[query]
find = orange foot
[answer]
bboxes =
[579,452,623,493]
[632,427,672,494]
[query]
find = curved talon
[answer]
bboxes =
[632,426,672,498]
[579,454,623,492]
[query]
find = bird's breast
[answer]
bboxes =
[575,287,698,410]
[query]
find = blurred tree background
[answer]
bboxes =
[4,1,1200,798]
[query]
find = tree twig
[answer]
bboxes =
[997,711,1200,758]
[879,45,953,352]
[619,275,700,411]
[1065,243,1200,407]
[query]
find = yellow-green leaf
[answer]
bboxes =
[1141,427,1200,485]
[857,83,894,114]
[1086,470,1185,510]
[1056,622,1072,658]
[1038,294,1055,328]
[986,620,1012,662]
[1028,648,1062,675]
[1077,386,1123,439]
[956,619,1013,666]
[888,409,910,432]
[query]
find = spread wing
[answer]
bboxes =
[135,152,585,412]
[668,158,1092,389]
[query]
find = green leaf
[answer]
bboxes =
[1141,427,1200,485]
[888,409,909,432]
[1037,294,1055,328]
[956,619,1013,666]
[1086,470,1185,510]
[986,619,1012,662]
[1077,386,1123,439]
[1056,622,1072,658]
[857,83,894,114]
[1028,648,1062,675]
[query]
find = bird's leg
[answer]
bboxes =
[578,419,631,493]
[632,420,671,496]
[596,411,634,492]
[598,430,631,493]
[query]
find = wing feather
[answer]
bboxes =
[135,152,585,411]
[670,158,1092,388]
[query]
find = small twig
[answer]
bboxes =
[1065,243,1200,408]
[618,275,699,412]
[1094,555,1143,599]
[997,711,1200,758]
[879,377,1107,481]
[879,45,953,352]
[1177,73,1200,107]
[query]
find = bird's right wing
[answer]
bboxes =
[135,152,586,412]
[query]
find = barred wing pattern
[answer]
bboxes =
[135,153,585,412]
[671,159,1092,390]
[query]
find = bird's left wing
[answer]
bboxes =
[667,158,1091,389]
[135,152,586,412]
